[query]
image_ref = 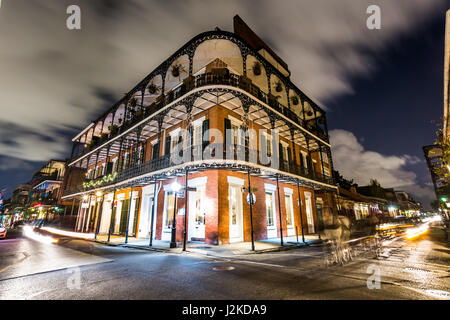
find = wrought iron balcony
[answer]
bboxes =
[63,144,334,197]
[72,71,329,161]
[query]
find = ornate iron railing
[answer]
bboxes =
[73,71,328,160]
[63,144,333,197]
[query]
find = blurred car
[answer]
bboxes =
[0,224,7,239]
[12,220,24,229]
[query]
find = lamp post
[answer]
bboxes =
[170,181,182,248]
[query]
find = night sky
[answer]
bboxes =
[1,0,449,209]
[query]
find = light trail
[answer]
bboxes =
[23,226,58,244]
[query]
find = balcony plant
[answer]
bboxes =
[147,83,160,95]
[290,95,299,105]
[171,63,186,78]
[252,61,262,76]
[136,109,143,117]
[274,80,283,92]
[108,124,118,135]
[99,133,108,141]
[129,97,137,107]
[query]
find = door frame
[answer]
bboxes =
[187,176,208,241]
[264,183,278,238]
[227,176,244,243]
[284,187,295,236]
[304,191,315,234]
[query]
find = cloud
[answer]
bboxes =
[0,0,446,163]
[0,156,34,171]
[330,129,435,205]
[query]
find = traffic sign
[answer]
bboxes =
[247,193,256,205]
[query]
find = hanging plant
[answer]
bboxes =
[129,97,137,107]
[275,80,283,92]
[252,61,262,76]
[147,83,160,95]
[290,96,299,105]
[171,63,186,78]
[108,124,118,133]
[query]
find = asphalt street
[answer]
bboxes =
[0,228,449,300]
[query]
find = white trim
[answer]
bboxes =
[169,127,181,137]
[227,176,245,186]
[164,181,183,191]
[264,183,277,192]
[192,116,205,127]
[280,140,289,147]
[150,139,159,145]
[188,176,208,188]
[284,187,293,195]
[105,193,114,201]
[228,115,242,126]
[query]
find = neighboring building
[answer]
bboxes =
[62,16,338,245]
[334,173,400,221]
[357,184,400,218]
[9,184,32,210]
[395,191,423,216]
[29,160,66,219]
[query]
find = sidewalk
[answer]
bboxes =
[95,234,322,257]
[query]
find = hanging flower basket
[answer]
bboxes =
[147,83,159,94]
[275,80,283,92]
[171,63,185,78]
[252,61,262,76]
[108,124,118,134]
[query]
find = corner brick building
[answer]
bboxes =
[62,16,338,246]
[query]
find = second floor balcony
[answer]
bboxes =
[71,70,329,162]
[63,144,334,198]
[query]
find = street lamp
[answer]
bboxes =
[170,181,182,248]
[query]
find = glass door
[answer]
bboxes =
[162,192,175,240]
[229,184,243,242]
[265,191,277,238]
[188,188,205,240]
[285,193,295,236]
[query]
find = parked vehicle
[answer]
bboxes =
[0,224,7,239]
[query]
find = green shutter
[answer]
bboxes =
[165,136,171,156]
[202,119,209,151]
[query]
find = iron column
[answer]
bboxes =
[125,185,134,244]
